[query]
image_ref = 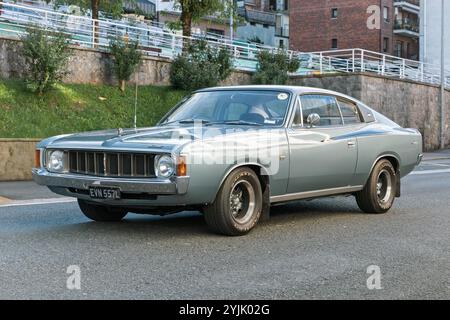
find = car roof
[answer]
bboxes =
[195,85,358,101]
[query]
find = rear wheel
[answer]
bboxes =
[356,159,397,214]
[78,199,128,222]
[204,168,263,236]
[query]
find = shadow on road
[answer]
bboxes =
[42,197,363,238]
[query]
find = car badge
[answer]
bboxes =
[117,128,124,136]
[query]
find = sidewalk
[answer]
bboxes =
[422,148,450,161]
[1,150,449,204]
[0,181,66,205]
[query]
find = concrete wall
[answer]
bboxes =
[0,37,251,86]
[1,37,449,181]
[0,139,40,181]
[289,73,450,151]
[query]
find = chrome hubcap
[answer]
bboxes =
[229,180,255,224]
[376,169,392,204]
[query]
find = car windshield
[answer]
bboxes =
[160,90,292,127]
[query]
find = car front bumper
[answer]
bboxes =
[32,168,190,196]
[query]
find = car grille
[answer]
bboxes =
[68,151,156,178]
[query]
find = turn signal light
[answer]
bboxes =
[177,156,187,176]
[35,149,41,168]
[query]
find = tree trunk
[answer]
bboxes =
[119,79,126,92]
[180,9,192,53]
[92,0,100,46]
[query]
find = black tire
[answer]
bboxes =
[204,167,263,236]
[356,159,397,214]
[78,199,128,222]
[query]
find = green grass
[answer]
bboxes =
[0,79,187,138]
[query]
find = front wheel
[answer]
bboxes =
[355,159,397,214]
[78,199,128,222]
[204,168,263,236]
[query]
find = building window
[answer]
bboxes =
[279,39,284,48]
[331,8,338,19]
[395,42,403,57]
[331,38,338,49]
[383,6,389,22]
[383,37,389,53]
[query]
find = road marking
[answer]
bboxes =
[0,197,76,208]
[421,163,450,167]
[411,169,450,175]
[1,167,449,208]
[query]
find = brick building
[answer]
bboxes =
[289,0,420,60]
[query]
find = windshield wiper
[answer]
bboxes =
[160,119,210,126]
[206,120,264,126]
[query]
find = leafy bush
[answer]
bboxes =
[21,28,71,95]
[109,36,142,92]
[252,50,300,85]
[170,40,232,91]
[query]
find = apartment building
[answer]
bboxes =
[236,0,290,47]
[289,0,420,60]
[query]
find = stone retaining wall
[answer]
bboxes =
[0,139,40,181]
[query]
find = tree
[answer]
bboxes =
[109,36,142,92]
[21,28,72,95]
[173,0,226,38]
[252,50,300,85]
[170,40,232,91]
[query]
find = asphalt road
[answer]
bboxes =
[0,159,450,299]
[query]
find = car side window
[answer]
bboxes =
[300,95,343,127]
[292,98,302,126]
[338,99,362,124]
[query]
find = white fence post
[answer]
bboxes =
[381,55,386,76]
[420,63,424,82]
[361,50,365,72]
[171,34,176,57]
[319,52,323,74]
[92,20,95,48]
[401,59,406,79]
[352,49,355,72]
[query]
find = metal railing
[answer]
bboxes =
[309,49,450,87]
[0,1,449,87]
[394,19,419,33]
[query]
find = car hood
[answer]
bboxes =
[38,125,270,152]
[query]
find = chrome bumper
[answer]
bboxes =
[32,168,189,195]
[417,153,424,165]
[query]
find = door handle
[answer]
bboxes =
[347,141,356,148]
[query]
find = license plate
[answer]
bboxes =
[89,187,121,200]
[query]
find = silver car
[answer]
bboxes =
[33,86,423,236]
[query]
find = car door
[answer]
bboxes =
[286,94,360,193]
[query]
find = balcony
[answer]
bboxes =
[394,1,420,15]
[394,19,419,38]
[245,9,276,25]
[275,27,289,38]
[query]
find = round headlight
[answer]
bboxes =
[47,150,65,172]
[155,155,175,178]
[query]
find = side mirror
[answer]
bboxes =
[306,113,321,127]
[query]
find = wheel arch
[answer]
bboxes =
[213,163,271,220]
[368,153,401,197]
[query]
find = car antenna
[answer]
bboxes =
[134,73,138,131]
